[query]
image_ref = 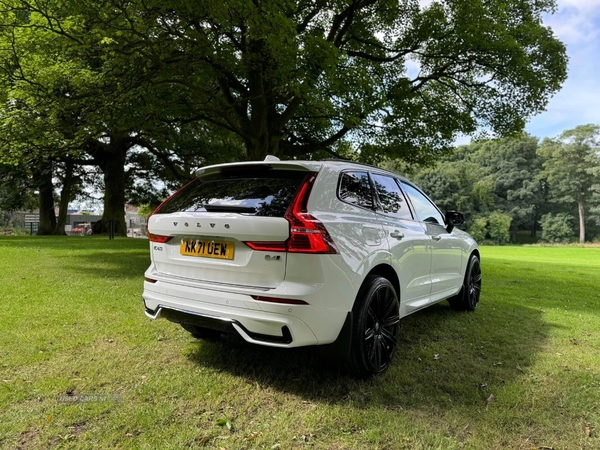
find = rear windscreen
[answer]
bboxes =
[156,169,308,217]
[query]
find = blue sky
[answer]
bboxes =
[525,0,600,139]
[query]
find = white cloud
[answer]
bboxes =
[559,0,600,10]
[545,0,600,45]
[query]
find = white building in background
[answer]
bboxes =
[5,206,147,237]
[125,205,147,238]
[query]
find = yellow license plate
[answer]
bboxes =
[180,238,234,260]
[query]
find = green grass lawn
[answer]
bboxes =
[0,237,599,449]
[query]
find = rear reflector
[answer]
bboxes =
[251,295,308,305]
[144,277,157,283]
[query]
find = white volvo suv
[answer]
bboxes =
[143,158,481,377]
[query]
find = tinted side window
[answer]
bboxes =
[400,182,445,225]
[338,171,374,209]
[371,174,413,220]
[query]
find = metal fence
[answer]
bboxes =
[24,214,40,235]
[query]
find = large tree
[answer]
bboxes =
[121,0,568,159]
[0,0,568,231]
[0,0,251,234]
[0,162,36,227]
[538,125,600,243]
[0,0,175,234]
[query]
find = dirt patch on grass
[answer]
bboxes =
[15,428,42,450]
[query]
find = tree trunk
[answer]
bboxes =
[244,130,281,161]
[578,199,585,243]
[33,163,57,235]
[100,145,127,236]
[88,138,128,236]
[53,161,75,235]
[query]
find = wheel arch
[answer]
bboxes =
[325,263,401,373]
[365,263,401,301]
[467,247,480,273]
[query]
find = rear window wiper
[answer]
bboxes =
[202,205,257,213]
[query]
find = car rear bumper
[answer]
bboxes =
[142,278,349,348]
[145,305,294,344]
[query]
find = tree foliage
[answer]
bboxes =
[116,0,567,160]
[538,124,600,243]
[406,129,600,244]
[411,150,493,228]
[539,213,573,244]
[2,0,567,158]
[410,135,541,237]
[0,0,245,233]
[487,211,512,245]
[469,135,545,237]
[0,163,35,213]
[0,0,569,232]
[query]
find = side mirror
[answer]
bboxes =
[445,211,464,233]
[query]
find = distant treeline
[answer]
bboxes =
[388,125,600,244]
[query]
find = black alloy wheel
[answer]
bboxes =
[449,254,482,311]
[350,276,400,377]
[466,255,482,310]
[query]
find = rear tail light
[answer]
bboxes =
[244,172,338,254]
[148,232,174,243]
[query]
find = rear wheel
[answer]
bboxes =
[349,276,400,378]
[180,323,222,340]
[448,254,482,311]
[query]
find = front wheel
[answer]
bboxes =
[449,254,482,311]
[349,276,400,378]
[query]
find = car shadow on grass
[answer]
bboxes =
[185,300,550,409]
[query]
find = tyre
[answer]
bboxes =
[448,254,482,311]
[349,276,400,378]
[180,322,222,340]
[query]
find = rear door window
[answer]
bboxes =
[156,169,307,217]
[370,174,413,220]
[338,171,374,209]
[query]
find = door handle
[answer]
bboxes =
[390,230,404,240]
[432,235,442,241]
